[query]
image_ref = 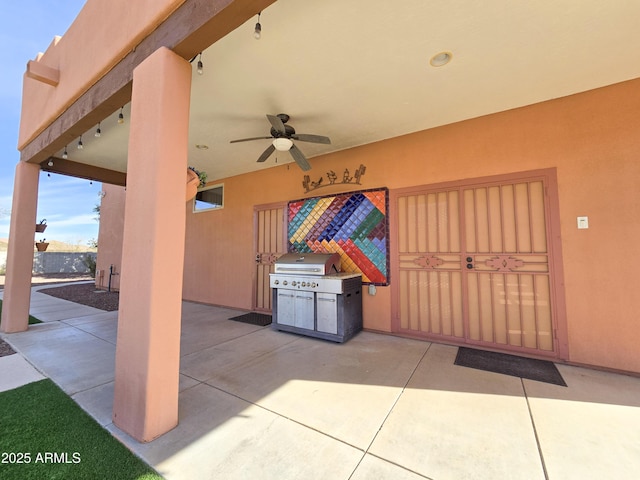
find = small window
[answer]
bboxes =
[194,184,224,212]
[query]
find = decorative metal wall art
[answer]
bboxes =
[302,164,366,193]
[287,187,389,285]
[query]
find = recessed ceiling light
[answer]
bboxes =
[195,144,209,150]
[430,51,452,67]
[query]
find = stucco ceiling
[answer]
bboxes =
[64,0,640,182]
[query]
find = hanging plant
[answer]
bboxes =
[35,238,49,251]
[35,219,47,233]
[189,166,208,188]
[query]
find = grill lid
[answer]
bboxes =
[274,253,341,275]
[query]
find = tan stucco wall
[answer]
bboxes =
[18,0,185,149]
[179,78,640,374]
[96,184,126,291]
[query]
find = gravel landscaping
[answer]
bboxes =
[0,339,15,357]
[38,283,119,311]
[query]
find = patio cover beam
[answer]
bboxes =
[40,157,127,186]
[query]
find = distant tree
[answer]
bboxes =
[88,203,101,248]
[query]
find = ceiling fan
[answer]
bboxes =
[230,114,331,171]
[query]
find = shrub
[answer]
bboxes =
[81,254,97,276]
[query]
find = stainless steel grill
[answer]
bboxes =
[270,253,362,343]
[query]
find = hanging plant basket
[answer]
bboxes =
[35,242,49,252]
[187,166,207,202]
[35,219,47,233]
[186,169,199,201]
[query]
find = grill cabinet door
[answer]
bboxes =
[316,293,338,334]
[276,291,295,326]
[294,293,315,330]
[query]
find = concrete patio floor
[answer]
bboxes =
[2,284,640,479]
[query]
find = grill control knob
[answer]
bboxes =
[291,281,297,286]
[274,280,279,285]
[301,282,307,287]
[283,280,288,286]
[311,282,317,288]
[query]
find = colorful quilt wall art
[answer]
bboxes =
[287,188,389,285]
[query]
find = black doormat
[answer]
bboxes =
[454,347,567,386]
[228,312,272,326]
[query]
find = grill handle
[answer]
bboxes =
[275,267,323,273]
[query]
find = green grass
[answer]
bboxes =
[0,379,162,480]
[0,299,42,325]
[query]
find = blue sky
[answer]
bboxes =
[0,1,101,246]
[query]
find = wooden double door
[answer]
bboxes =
[391,170,566,358]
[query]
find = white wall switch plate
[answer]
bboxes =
[577,216,589,229]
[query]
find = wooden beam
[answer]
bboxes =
[40,157,127,186]
[26,60,60,86]
[20,0,276,165]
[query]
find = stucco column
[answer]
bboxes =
[112,47,192,442]
[1,162,40,333]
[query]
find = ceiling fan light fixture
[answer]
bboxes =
[230,113,329,171]
[273,137,293,151]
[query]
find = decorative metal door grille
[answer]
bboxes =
[254,205,285,312]
[393,174,560,357]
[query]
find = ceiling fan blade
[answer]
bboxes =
[230,136,272,143]
[291,133,331,145]
[257,144,276,162]
[289,144,312,171]
[267,114,286,134]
